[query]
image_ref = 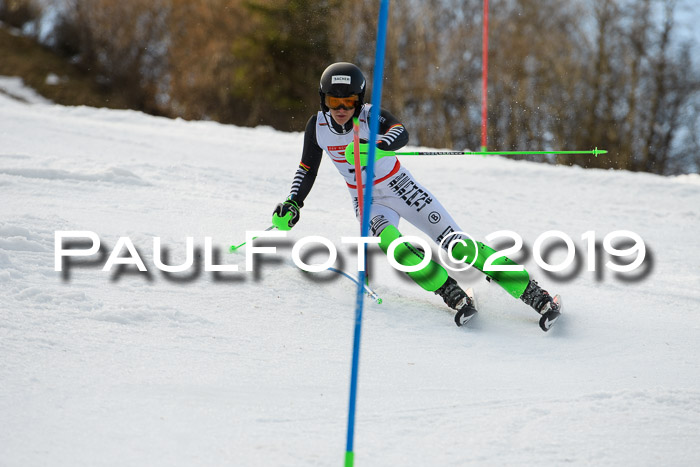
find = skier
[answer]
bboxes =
[272,62,561,331]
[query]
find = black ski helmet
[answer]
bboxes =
[319,62,366,115]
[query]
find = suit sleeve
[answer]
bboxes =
[287,115,323,208]
[376,108,409,151]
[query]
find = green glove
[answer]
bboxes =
[272,200,301,231]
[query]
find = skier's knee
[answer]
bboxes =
[378,224,447,292]
[369,214,394,237]
[450,240,530,298]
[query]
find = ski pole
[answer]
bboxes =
[328,267,382,304]
[229,226,275,252]
[344,143,607,166]
[231,228,382,303]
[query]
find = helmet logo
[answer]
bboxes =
[332,75,352,84]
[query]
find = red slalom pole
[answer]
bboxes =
[352,117,364,224]
[481,0,489,152]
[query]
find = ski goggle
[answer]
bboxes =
[325,94,359,110]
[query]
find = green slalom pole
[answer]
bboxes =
[396,148,607,157]
[343,142,607,166]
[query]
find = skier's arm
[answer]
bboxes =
[376,108,409,151]
[272,116,322,230]
[287,115,323,208]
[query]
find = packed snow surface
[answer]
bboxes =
[1,78,700,466]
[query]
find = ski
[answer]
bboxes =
[538,294,562,332]
[454,287,478,326]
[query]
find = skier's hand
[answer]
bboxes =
[362,137,389,151]
[360,137,387,151]
[272,200,301,231]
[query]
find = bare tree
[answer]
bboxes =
[335,0,699,173]
[33,0,699,173]
[57,0,169,113]
[166,0,246,121]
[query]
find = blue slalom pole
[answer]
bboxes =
[345,1,391,466]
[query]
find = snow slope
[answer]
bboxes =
[1,78,700,466]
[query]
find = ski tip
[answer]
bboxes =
[455,310,477,327]
[454,287,478,327]
[539,295,562,332]
[465,287,478,312]
[539,312,559,332]
[553,294,562,310]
